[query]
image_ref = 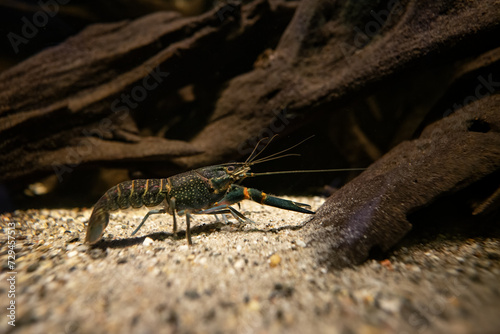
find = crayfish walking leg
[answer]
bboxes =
[131,209,166,236]
[131,198,179,240]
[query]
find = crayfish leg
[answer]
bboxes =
[170,197,177,236]
[197,205,254,225]
[131,209,166,236]
[215,184,315,215]
[186,213,192,246]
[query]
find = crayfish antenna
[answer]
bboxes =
[249,168,366,177]
[245,134,279,164]
[248,135,315,166]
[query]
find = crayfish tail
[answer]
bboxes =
[85,204,110,244]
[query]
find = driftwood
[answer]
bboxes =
[304,100,500,268]
[1,0,499,267]
[0,1,296,183]
[175,0,500,168]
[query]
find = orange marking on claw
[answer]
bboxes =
[260,192,267,204]
[243,187,251,200]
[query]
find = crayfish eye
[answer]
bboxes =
[226,166,235,173]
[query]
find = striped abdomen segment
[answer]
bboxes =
[101,179,167,211]
[85,179,168,244]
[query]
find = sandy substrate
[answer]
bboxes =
[1,196,499,334]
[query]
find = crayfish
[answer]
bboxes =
[85,137,362,245]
